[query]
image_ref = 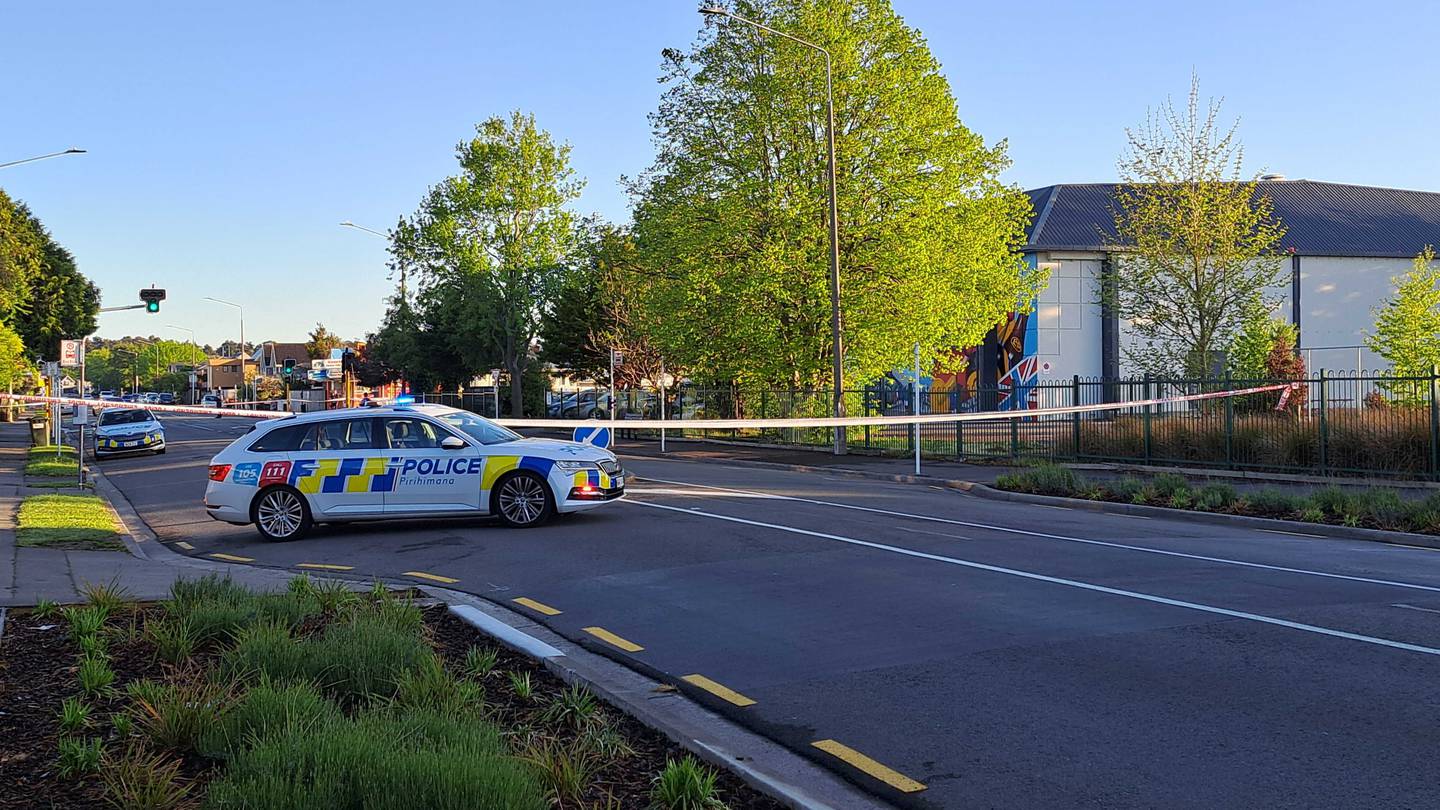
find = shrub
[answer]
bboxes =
[112,712,135,739]
[78,654,116,697]
[1194,483,1238,511]
[1409,509,1440,534]
[132,678,234,755]
[995,464,1080,496]
[169,590,319,647]
[58,736,104,778]
[64,604,109,638]
[1310,486,1362,522]
[651,756,725,810]
[100,748,192,810]
[524,740,598,808]
[59,697,91,733]
[1298,507,1327,524]
[220,622,308,685]
[540,684,601,731]
[1151,473,1190,500]
[34,598,59,619]
[143,616,197,664]
[464,646,499,680]
[1364,489,1415,531]
[205,709,546,810]
[1107,477,1148,502]
[77,631,108,659]
[1245,489,1306,518]
[509,671,535,701]
[81,579,133,614]
[389,654,486,716]
[201,679,341,761]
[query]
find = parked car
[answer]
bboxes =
[200,394,222,408]
[94,407,166,457]
[158,393,176,406]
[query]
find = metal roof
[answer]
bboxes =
[1024,180,1440,258]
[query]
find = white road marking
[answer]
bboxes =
[1393,603,1440,615]
[628,499,1440,658]
[630,477,1440,595]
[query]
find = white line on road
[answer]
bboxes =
[627,499,1440,658]
[1393,603,1440,616]
[630,477,1440,595]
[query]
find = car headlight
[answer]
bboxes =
[554,460,599,472]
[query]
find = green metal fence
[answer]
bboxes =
[543,370,1440,480]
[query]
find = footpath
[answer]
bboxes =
[0,420,286,606]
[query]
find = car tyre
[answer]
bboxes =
[153,448,166,455]
[251,486,312,541]
[492,471,554,528]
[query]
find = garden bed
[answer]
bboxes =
[995,465,1440,535]
[0,577,782,809]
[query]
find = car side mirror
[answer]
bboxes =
[439,436,467,450]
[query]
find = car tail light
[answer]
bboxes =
[208,464,232,482]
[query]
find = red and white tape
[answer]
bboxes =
[0,394,288,420]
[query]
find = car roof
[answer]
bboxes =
[255,403,462,427]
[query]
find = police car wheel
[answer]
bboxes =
[493,472,554,528]
[251,486,312,541]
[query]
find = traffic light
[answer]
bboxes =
[283,358,296,377]
[139,287,166,313]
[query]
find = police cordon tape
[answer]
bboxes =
[2,382,1295,430]
[491,382,1297,430]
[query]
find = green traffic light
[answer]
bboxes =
[146,301,160,313]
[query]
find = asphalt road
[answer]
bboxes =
[100,414,1440,808]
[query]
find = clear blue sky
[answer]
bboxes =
[3,0,1436,348]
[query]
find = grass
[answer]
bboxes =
[651,756,726,810]
[26,444,79,477]
[57,736,104,779]
[16,494,122,550]
[100,748,192,810]
[996,463,1440,535]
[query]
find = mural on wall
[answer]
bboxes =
[995,311,1040,411]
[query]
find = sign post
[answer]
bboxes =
[913,343,921,475]
[491,368,502,419]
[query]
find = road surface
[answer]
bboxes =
[98,414,1440,808]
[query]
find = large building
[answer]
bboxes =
[990,180,1440,397]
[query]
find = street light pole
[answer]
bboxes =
[167,325,199,403]
[0,147,85,170]
[204,297,245,403]
[700,6,846,454]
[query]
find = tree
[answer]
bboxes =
[628,0,1035,389]
[1366,245,1440,402]
[1266,327,1307,417]
[0,321,32,390]
[1109,76,1287,378]
[398,111,582,414]
[0,189,44,323]
[305,323,344,359]
[1227,297,1297,379]
[254,375,285,401]
[11,207,99,359]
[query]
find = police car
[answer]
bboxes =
[203,404,624,540]
[94,407,167,457]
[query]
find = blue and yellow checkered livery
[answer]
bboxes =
[289,457,396,494]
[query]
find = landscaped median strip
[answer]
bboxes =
[582,626,645,652]
[402,570,460,584]
[681,673,756,707]
[297,562,355,571]
[811,739,926,793]
[208,552,254,563]
[511,596,562,615]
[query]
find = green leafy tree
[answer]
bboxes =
[628,0,1035,388]
[10,207,99,359]
[305,323,344,359]
[1108,75,1287,378]
[0,189,44,323]
[1366,245,1440,402]
[398,111,582,414]
[0,320,32,390]
[1227,298,1297,379]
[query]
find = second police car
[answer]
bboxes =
[204,404,624,540]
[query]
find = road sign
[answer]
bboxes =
[60,340,83,367]
[315,358,343,374]
[572,425,612,449]
[74,405,90,425]
[42,361,60,377]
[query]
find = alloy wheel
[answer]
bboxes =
[498,475,547,525]
[257,490,304,538]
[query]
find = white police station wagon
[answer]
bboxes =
[94,407,167,457]
[204,404,624,540]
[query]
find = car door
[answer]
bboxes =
[284,417,387,518]
[379,416,483,514]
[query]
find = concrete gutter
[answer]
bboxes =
[426,587,894,810]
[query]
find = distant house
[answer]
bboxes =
[252,342,311,377]
[201,357,256,396]
[964,180,1440,402]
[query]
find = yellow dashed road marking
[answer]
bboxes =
[512,597,562,616]
[811,739,926,793]
[297,563,354,571]
[174,541,194,550]
[582,626,644,652]
[682,674,756,707]
[403,571,459,584]
[208,552,254,562]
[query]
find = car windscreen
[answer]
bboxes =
[99,408,154,426]
[434,411,520,445]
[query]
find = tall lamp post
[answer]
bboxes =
[204,297,246,403]
[699,5,846,454]
[166,325,200,403]
[0,147,85,170]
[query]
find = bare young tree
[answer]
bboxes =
[1108,76,1287,378]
